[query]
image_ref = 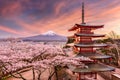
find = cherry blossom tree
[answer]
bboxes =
[0,41,92,80]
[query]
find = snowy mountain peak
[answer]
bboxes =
[22,30,67,42]
[42,31,56,36]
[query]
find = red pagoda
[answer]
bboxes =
[68,2,115,80]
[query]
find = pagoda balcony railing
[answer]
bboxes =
[79,50,94,52]
[80,40,93,43]
[76,31,94,34]
[76,32,94,34]
[74,41,94,44]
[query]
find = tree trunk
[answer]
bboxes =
[32,68,35,80]
[48,71,55,80]
[38,72,41,80]
[54,66,58,80]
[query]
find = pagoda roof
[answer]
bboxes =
[69,63,115,73]
[75,33,105,37]
[66,43,108,47]
[74,43,108,48]
[69,24,104,31]
[76,53,111,59]
[66,43,74,47]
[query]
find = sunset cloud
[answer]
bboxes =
[54,1,66,15]
[0,0,120,38]
[1,2,21,16]
[0,25,31,36]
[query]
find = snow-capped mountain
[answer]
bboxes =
[22,31,67,42]
[42,31,56,36]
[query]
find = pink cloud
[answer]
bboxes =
[12,1,120,37]
[54,1,66,15]
[0,25,32,37]
[1,1,22,17]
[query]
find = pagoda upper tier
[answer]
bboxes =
[69,24,104,31]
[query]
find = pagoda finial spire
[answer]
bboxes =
[82,2,85,24]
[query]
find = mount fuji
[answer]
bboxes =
[22,31,67,42]
[42,31,56,35]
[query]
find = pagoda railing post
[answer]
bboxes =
[95,72,97,79]
[78,73,81,80]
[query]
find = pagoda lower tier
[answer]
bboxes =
[66,43,108,47]
[69,63,115,80]
[74,43,108,48]
[69,63,115,73]
[76,52,112,60]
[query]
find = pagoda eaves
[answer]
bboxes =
[76,53,112,60]
[74,43,108,48]
[69,24,104,31]
[75,33,105,37]
[69,63,114,73]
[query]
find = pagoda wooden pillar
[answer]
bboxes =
[78,73,81,80]
[95,72,97,79]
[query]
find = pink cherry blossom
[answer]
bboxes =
[0,41,91,80]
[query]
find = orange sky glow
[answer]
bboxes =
[0,0,120,38]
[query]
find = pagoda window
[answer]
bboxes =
[75,38,77,42]
[80,30,91,34]
[80,48,93,52]
[80,38,92,41]
[75,37,80,42]
[77,47,80,50]
[76,28,81,33]
[79,28,93,34]
[80,37,92,43]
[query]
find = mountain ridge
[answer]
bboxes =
[22,31,67,42]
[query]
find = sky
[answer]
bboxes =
[0,0,120,38]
